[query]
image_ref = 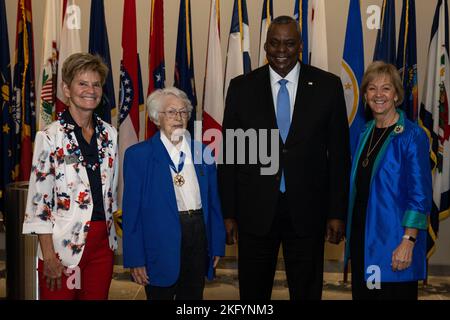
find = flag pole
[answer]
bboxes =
[343,260,349,283]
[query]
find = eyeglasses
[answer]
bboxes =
[159,109,191,120]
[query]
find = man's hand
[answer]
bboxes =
[130,267,149,286]
[224,218,238,245]
[326,219,345,244]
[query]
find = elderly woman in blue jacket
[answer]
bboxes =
[344,61,432,300]
[122,87,225,300]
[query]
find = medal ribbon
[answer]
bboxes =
[169,151,186,174]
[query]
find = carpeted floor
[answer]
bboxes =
[2,260,450,300]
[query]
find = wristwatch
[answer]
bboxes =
[402,235,416,243]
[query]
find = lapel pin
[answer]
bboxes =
[64,154,78,165]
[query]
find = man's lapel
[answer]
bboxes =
[286,62,314,146]
[260,65,278,130]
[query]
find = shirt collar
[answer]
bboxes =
[269,61,300,86]
[61,109,97,132]
[160,131,192,162]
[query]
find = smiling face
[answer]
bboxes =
[158,95,189,142]
[364,75,398,118]
[264,21,302,78]
[63,70,102,112]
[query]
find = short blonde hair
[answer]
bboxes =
[61,52,109,87]
[361,61,404,107]
[146,87,193,126]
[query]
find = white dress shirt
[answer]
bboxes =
[160,133,202,211]
[269,62,301,121]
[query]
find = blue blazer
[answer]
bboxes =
[122,132,226,287]
[344,111,432,282]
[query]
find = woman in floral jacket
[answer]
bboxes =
[22,53,118,300]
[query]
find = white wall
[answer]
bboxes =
[3,0,449,265]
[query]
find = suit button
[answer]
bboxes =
[282,148,288,154]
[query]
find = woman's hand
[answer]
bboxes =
[130,267,149,286]
[39,234,64,291]
[213,256,220,268]
[392,239,414,271]
[42,254,65,291]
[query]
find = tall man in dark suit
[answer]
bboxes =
[218,16,351,300]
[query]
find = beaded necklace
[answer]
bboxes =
[58,111,111,171]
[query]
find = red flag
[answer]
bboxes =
[118,0,140,209]
[146,0,165,139]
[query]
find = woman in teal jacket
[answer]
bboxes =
[344,61,432,300]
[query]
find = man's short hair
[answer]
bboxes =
[267,15,302,39]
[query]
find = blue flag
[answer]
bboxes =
[294,0,309,64]
[258,0,273,66]
[89,0,115,124]
[0,0,12,215]
[397,0,418,121]
[228,0,251,74]
[340,0,365,157]
[241,0,251,74]
[373,0,396,63]
[12,0,36,182]
[261,0,273,25]
[137,54,145,115]
[224,0,252,98]
[174,0,197,136]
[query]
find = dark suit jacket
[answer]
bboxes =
[218,62,351,237]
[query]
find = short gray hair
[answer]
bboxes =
[146,87,193,125]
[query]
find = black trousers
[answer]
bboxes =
[351,237,418,300]
[351,275,418,300]
[238,193,325,300]
[145,213,207,300]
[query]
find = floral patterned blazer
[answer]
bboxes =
[22,114,119,267]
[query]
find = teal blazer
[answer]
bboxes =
[122,131,226,286]
[344,111,432,282]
